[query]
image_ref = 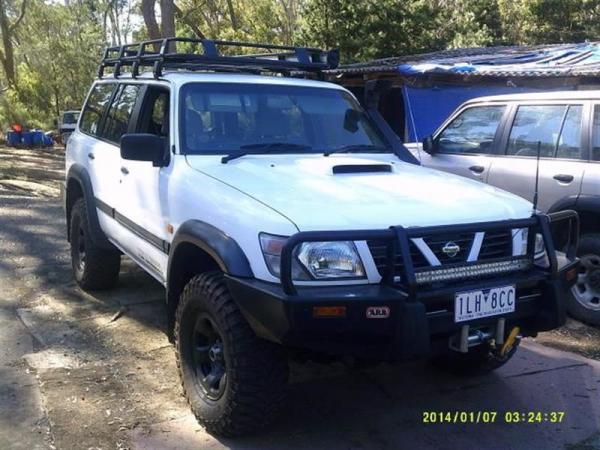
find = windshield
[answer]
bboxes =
[179,82,387,155]
[62,112,80,124]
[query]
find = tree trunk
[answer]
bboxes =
[226,0,238,31]
[160,0,175,37]
[141,0,161,40]
[0,0,16,86]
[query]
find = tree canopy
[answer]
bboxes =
[1,0,599,129]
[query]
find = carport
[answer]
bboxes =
[330,42,600,142]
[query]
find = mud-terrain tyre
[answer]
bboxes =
[69,198,120,290]
[567,234,600,327]
[175,272,288,437]
[432,340,519,376]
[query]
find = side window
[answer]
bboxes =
[556,105,583,160]
[592,106,600,161]
[102,84,141,143]
[80,84,115,136]
[436,105,505,155]
[507,104,584,159]
[138,89,169,137]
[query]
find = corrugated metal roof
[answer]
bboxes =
[331,42,600,78]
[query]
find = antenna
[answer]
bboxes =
[532,140,541,214]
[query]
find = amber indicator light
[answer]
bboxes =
[313,306,346,318]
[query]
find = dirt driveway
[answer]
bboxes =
[1,145,600,450]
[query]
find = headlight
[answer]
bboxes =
[259,234,366,281]
[259,233,309,280]
[297,241,366,279]
[534,233,546,260]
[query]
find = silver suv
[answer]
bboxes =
[409,91,600,326]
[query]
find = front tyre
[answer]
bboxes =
[69,198,120,290]
[175,272,288,437]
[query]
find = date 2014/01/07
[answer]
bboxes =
[422,411,566,424]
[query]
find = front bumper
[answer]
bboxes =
[227,257,578,361]
[227,212,580,362]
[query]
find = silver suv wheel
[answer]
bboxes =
[571,254,600,311]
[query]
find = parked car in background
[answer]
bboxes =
[58,110,81,143]
[406,91,600,326]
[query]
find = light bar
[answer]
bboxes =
[415,259,531,284]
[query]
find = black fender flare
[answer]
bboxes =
[168,220,253,280]
[548,194,600,215]
[573,194,600,214]
[65,164,114,250]
[547,195,579,214]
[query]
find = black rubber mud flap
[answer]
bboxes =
[395,301,430,360]
[534,279,567,332]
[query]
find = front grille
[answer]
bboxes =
[480,230,513,259]
[367,228,522,285]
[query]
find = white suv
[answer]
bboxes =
[64,39,579,436]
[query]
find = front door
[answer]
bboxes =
[117,85,171,280]
[422,104,508,182]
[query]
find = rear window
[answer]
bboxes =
[506,104,584,159]
[80,84,115,136]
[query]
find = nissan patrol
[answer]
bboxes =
[64,38,579,436]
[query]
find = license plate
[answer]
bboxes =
[454,285,516,323]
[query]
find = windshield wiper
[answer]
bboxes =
[323,144,389,156]
[221,142,313,163]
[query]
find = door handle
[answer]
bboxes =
[87,153,95,160]
[469,165,485,174]
[120,167,129,175]
[553,174,574,183]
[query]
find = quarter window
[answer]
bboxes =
[102,84,140,143]
[506,104,583,159]
[436,105,505,154]
[80,84,115,136]
[591,106,600,161]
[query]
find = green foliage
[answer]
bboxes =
[2,0,600,129]
[0,0,103,129]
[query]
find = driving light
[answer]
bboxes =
[297,241,366,280]
[415,259,531,284]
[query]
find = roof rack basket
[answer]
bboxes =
[98,37,339,78]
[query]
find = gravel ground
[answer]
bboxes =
[1,145,599,450]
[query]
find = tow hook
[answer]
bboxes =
[500,326,521,357]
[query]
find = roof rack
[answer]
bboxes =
[98,37,339,79]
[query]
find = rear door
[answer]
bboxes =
[487,102,587,212]
[582,104,600,200]
[421,103,507,182]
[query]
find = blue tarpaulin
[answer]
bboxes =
[402,84,576,142]
[335,42,600,141]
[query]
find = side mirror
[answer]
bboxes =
[422,135,437,154]
[120,133,167,167]
[343,109,361,133]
